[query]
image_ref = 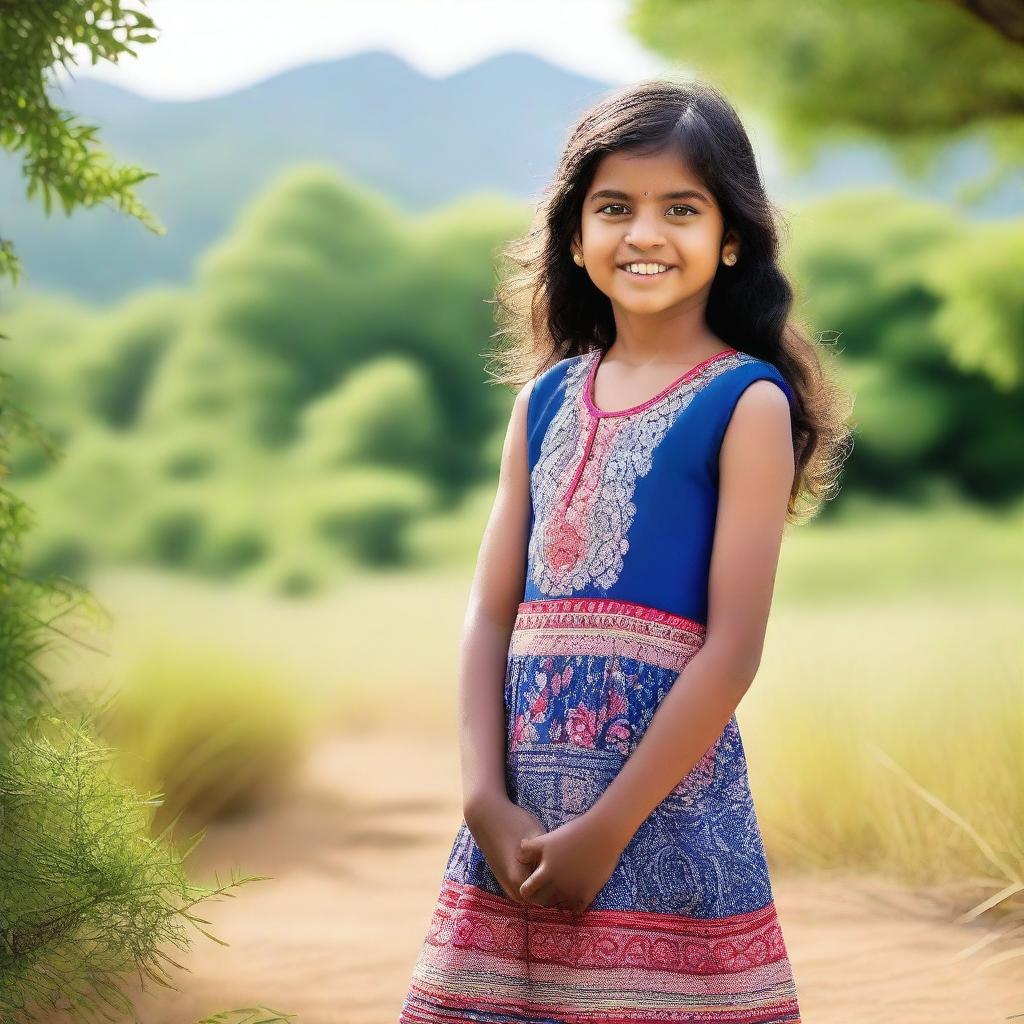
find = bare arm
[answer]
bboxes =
[584,379,796,848]
[458,378,535,817]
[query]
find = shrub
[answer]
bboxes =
[95,641,316,836]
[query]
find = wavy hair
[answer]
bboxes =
[485,77,853,523]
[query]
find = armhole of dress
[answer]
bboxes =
[525,356,576,449]
[761,374,797,415]
[522,377,537,539]
[768,369,797,412]
[525,372,541,450]
[727,372,796,429]
[710,368,796,482]
[524,361,562,497]
[523,357,570,540]
[730,365,796,417]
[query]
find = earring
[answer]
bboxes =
[573,251,585,267]
[723,253,737,266]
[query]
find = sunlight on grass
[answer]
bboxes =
[92,639,319,836]
[51,498,1021,909]
[746,598,1023,883]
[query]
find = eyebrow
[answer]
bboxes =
[589,188,713,205]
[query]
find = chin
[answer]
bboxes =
[613,291,687,313]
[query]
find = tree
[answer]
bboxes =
[629,0,1024,198]
[0,1,165,285]
[0,4,290,1020]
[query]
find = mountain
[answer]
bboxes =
[0,50,606,301]
[1,49,1018,302]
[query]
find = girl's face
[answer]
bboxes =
[572,148,739,318]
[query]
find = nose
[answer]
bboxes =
[624,212,667,251]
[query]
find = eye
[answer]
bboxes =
[596,203,698,217]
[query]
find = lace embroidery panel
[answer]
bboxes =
[528,349,748,597]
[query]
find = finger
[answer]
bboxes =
[497,877,525,904]
[517,837,542,863]
[518,863,547,901]
[524,879,561,909]
[552,891,582,920]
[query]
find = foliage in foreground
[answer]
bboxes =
[0,377,288,1020]
[0,710,274,1022]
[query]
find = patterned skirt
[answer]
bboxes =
[399,597,802,1023]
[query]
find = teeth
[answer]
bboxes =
[624,263,671,275]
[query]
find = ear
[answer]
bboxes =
[722,227,741,260]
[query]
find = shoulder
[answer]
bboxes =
[517,352,589,446]
[720,359,795,455]
[696,353,796,476]
[536,351,591,387]
[707,352,796,412]
[523,351,590,407]
[727,377,793,436]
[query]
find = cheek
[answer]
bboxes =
[679,223,721,254]
[584,222,619,251]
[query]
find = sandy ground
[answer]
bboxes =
[87,729,1024,1024]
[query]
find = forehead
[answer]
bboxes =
[588,148,711,197]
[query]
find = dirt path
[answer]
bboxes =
[113,729,1021,1024]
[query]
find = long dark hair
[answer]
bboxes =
[486,76,853,523]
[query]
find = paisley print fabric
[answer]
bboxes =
[400,347,802,1023]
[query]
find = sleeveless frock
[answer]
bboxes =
[399,345,802,1023]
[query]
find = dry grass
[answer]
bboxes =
[41,500,1023,968]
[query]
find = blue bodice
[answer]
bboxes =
[522,346,796,626]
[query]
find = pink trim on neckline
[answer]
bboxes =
[584,346,739,418]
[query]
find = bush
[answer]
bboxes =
[293,355,444,474]
[95,641,316,835]
[0,711,268,1022]
[309,466,438,566]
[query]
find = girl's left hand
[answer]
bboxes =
[516,810,625,919]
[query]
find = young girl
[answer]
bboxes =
[399,77,850,1023]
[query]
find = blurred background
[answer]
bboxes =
[1,1,1022,1022]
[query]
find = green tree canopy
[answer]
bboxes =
[0,0,163,283]
[630,0,1024,196]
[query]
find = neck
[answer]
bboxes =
[609,303,722,365]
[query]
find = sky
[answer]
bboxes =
[56,0,666,101]
[53,0,790,183]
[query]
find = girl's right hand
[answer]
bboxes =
[464,794,548,906]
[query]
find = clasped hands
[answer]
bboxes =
[465,794,626,923]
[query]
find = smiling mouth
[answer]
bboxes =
[618,264,677,279]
